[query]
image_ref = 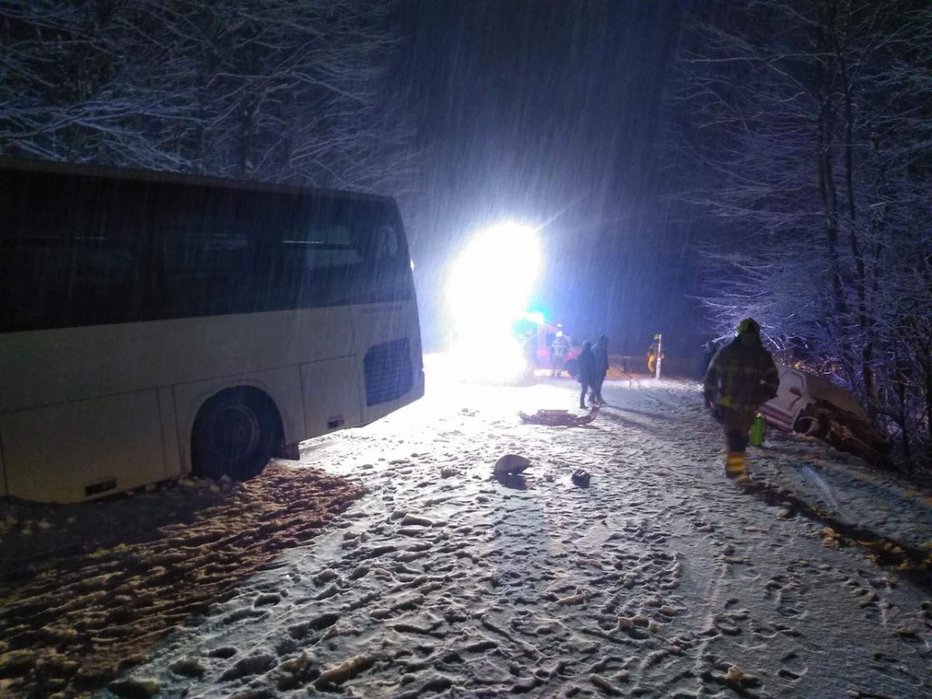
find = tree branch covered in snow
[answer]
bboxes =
[0,0,415,193]
[665,0,932,469]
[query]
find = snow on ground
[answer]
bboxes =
[0,468,365,696]
[110,366,930,698]
[2,361,930,698]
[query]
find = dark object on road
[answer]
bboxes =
[492,454,532,490]
[493,454,532,478]
[519,407,599,427]
[571,469,591,488]
[494,472,529,490]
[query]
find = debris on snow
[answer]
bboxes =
[519,406,599,426]
[493,453,532,478]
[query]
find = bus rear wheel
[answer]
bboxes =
[192,388,277,481]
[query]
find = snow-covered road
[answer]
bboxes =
[113,371,930,698]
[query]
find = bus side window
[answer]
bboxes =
[299,225,362,270]
[158,185,253,318]
[373,224,400,260]
[1,173,151,331]
[264,197,363,309]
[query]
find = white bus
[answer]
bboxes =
[0,159,424,503]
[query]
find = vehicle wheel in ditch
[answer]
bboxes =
[794,415,828,439]
[191,391,276,481]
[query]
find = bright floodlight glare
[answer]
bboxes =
[447,221,540,324]
[525,310,546,325]
[446,221,541,383]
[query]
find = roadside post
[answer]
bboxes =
[654,333,662,379]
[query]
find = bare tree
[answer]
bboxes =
[666,0,932,469]
[0,0,414,192]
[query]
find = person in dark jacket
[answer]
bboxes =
[577,341,596,409]
[703,318,779,479]
[590,334,609,405]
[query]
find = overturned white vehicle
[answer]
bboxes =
[760,366,891,464]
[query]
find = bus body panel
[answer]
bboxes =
[300,357,361,435]
[0,425,6,498]
[0,307,357,497]
[158,387,182,480]
[0,308,355,413]
[352,303,425,426]
[172,365,306,476]
[1,390,166,503]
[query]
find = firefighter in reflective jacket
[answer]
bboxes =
[703,318,779,479]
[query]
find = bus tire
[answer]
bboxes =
[191,388,279,481]
[564,358,579,378]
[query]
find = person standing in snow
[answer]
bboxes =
[551,329,569,377]
[577,341,596,409]
[703,318,779,479]
[589,334,609,405]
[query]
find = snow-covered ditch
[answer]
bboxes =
[3,371,930,698]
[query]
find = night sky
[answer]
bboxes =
[391,1,700,358]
